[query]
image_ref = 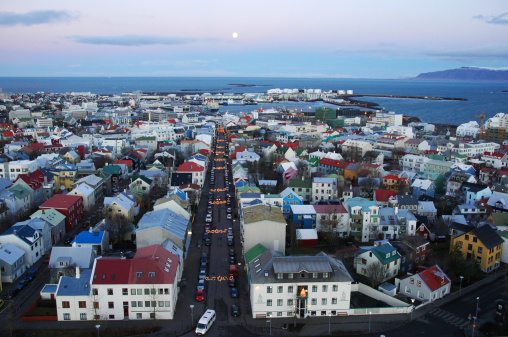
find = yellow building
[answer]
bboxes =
[450,225,503,273]
[49,168,77,192]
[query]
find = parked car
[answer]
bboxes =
[196,289,205,302]
[63,236,72,244]
[227,238,234,246]
[203,232,210,241]
[229,256,236,265]
[227,214,232,220]
[6,288,19,300]
[230,287,239,298]
[197,279,205,290]
[231,304,240,317]
[228,277,236,288]
[199,270,207,280]
[227,207,232,213]
[201,253,208,265]
[229,248,235,257]
[205,214,212,223]
[205,237,211,246]
[43,255,51,264]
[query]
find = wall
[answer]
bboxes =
[350,282,412,315]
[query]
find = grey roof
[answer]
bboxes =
[56,269,92,297]
[135,208,188,241]
[49,246,95,269]
[0,243,25,264]
[397,194,419,206]
[473,225,504,249]
[273,256,332,274]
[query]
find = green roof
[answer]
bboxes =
[428,154,446,161]
[102,165,121,175]
[371,244,401,265]
[453,153,468,159]
[243,204,286,225]
[289,177,312,188]
[245,243,268,264]
[131,175,153,185]
[7,185,30,199]
[136,136,156,141]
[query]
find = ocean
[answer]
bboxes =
[0,77,507,126]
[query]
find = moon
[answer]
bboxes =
[232,32,238,39]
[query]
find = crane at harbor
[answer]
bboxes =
[475,111,486,140]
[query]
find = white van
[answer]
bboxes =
[195,309,216,335]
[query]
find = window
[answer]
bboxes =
[288,286,294,293]
[322,298,327,305]
[136,272,142,278]
[361,258,367,265]
[109,315,115,319]
[145,301,150,307]
[311,298,317,305]
[107,288,113,295]
[473,237,477,243]
[80,313,87,320]
[267,299,272,306]
[478,247,483,254]
[131,289,136,295]
[312,285,318,292]
[122,288,128,295]
[62,301,70,308]
[277,299,283,306]
[332,298,337,304]
[137,289,142,295]
[93,302,99,309]
[63,314,70,320]
[78,301,86,308]
[288,273,293,279]
[477,257,482,263]
[138,301,143,307]
[417,281,421,287]
[137,313,142,319]
[277,273,282,280]
[108,302,114,309]
[361,268,366,274]
[131,301,137,307]
[288,299,294,306]
[148,272,155,277]
[267,286,273,293]
[332,285,338,292]
[405,287,411,294]
[145,289,150,295]
[465,235,469,241]
[277,286,283,293]
[312,272,318,278]
[322,285,328,292]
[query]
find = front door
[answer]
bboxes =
[123,302,129,317]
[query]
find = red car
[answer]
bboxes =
[43,255,51,264]
[196,289,205,302]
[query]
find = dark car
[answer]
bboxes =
[63,236,72,244]
[229,277,236,288]
[81,221,90,228]
[205,237,211,246]
[201,253,208,265]
[203,232,209,241]
[231,304,240,317]
[227,199,231,206]
[43,255,51,264]
[230,287,239,298]
[229,248,235,257]
[6,288,19,300]
[227,238,234,246]
[229,256,236,265]
[16,279,30,291]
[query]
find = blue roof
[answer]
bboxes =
[72,231,105,245]
[2,224,36,245]
[41,284,58,294]
[56,269,92,296]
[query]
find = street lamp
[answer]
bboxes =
[267,313,272,336]
[459,276,464,295]
[95,324,101,337]
[190,304,195,326]
[368,311,372,333]
[476,297,480,319]
[328,313,332,335]
[411,298,415,320]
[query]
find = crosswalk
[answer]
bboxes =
[428,308,470,330]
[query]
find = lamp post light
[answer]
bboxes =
[267,313,272,336]
[190,305,194,326]
[411,298,415,320]
[476,297,480,319]
[472,316,477,337]
[328,313,332,335]
[459,276,464,295]
[95,325,101,337]
[369,311,372,333]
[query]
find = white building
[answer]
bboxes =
[456,121,481,138]
[247,250,353,319]
[5,160,38,181]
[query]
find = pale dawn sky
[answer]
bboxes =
[0,0,507,77]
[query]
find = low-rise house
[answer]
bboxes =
[290,205,317,229]
[0,243,26,283]
[30,208,66,245]
[175,161,205,187]
[129,175,154,194]
[312,177,338,202]
[240,204,286,256]
[373,189,397,208]
[391,238,429,273]
[68,184,95,212]
[280,187,303,218]
[397,195,422,214]
[71,228,109,255]
[247,250,354,319]
[135,208,189,251]
[354,243,401,283]
[40,194,84,233]
[103,192,138,222]
[288,177,312,202]
[411,179,435,198]
[460,182,492,205]
[450,225,503,273]
[48,246,95,283]
[313,204,349,238]
[397,265,451,302]
[0,222,44,267]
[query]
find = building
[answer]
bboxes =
[240,204,286,256]
[0,243,26,283]
[354,244,401,282]
[175,161,205,187]
[397,265,451,302]
[450,225,503,273]
[346,197,380,242]
[39,194,84,232]
[247,250,353,319]
[312,177,338,202]
[313,204,349,237]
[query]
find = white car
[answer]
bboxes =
[205,214,212,223]
[227,214,232,220]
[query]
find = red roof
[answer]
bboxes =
[374,190,396,202]
[114,160,132,167]
[176,161,204,172]
[93,259,132,284]
[3,131,14,138]
[319,158,351,168]
[40,194,82,210]
[284,142,300,150]
[313,204,347,213]
[483,152,505,159]
[383,175,399,180]
[128,151,143,160]
[418,265,450,292]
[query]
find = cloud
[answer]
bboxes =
[473,12,508,25]
[0,10,75,26]
[141,59,215,67]
[70,34,218,46]
[422,45,508,61]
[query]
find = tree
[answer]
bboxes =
[93,155,113,169]
[104,213,131,245]
[89,287,106,321]
[366,261,387,288]
[320,206,346,251]
[359,177,379,199]
[59,147,72,155]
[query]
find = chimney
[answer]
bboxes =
[42,209,45,214]
[155,256,160,261]
[395,206,398,215]
[89,227,93,233]
[76,267,80,279]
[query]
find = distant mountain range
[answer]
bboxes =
[414,67,508,81]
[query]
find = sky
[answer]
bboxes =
[0,0,507,78]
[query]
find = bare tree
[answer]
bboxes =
[319,206,346,251]
[366,261,387,288]
[104,213,131,244]
[89,287,106,321]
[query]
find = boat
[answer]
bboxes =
[205,100,219,113]
[223,98,244,106]
[252,107,279,114]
